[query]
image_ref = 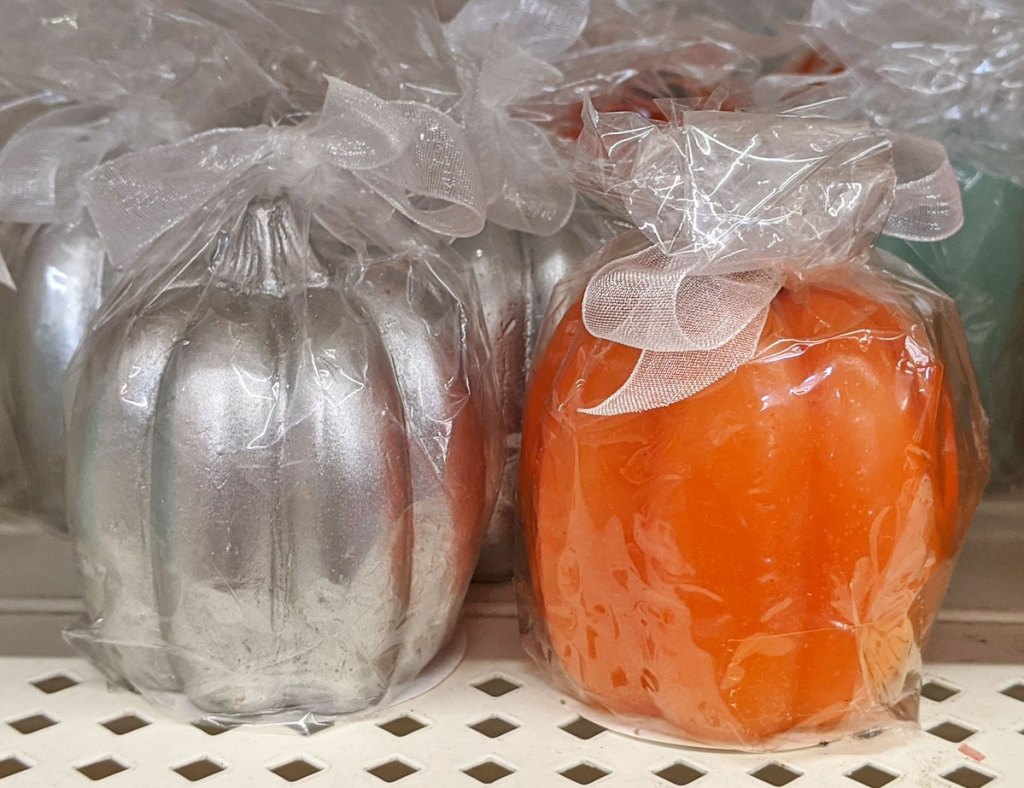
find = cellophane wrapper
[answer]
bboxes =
[466,9,768,582]
[0,0,276,533]
[62,81,501,730]
[775,0,1024,487]
[518,108,990,750]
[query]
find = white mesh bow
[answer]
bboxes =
[80,77,486,272]
[0,100,190,227]
[574,106,964,415]
[445,0,585,235]
[0,98,195,286]
[0,0,278,286]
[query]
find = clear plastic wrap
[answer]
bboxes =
[0,0,276,531]
[585,0,813,38]
[447,0,777,579]
[65,78,500,727]
[181,0,460,117]
[519,106,989,750]
[524,13,763,140]
[0,0,274,126]
[444,0,583,580]
[879,169,1024,488]
[761,0,1024,486]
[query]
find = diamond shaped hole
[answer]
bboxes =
[469,716,518,739]
[847,764,898,787]
[473,677,521,697]
[102,714,150,736]
[655,761,706,785]
[31,674,78,694]
[77,758,129,781]
[377,715,427,737]
[999,682,1024,702]
[941,766,995,788]
[0,757,30,779]
[560,762,610,785]
[270,759,322,782]
[560,717,606,740]
[751,763,802,786]
[192,721,230,736]
[922,681,960,702]
[463,760,515,784]
[174,758,225,782]
[928,721,976,743]
[366,759,419,783]
[7,714,57,734]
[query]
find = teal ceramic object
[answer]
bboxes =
[879,165,1024,487]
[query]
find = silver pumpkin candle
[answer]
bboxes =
[455,208,630,582]
[10,220,107,529]
[454,224,529,582]
[67,197,495,716]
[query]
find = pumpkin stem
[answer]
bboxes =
[212,197,327,295]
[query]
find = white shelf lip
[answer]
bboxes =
[0,496,1021,784]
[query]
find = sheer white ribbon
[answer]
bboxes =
[79,77,486,273]
[574,106,964,416]
[0,92,71,286]
[445,0,586,235]
[0,98,193,286]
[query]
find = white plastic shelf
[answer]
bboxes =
[0,497,1022,786]
[1,612,1024,787]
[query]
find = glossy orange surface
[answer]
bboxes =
[521,277,966,746]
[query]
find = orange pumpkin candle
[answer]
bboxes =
[520,111,988,750]
[522,269,984,747]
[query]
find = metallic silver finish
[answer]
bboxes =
[456,213,628,582]
[11,220,107,529]
[521,203,631,345]
[67,198,494,717]
[352,258,491,680]
[66,283,198,693]
[455,225,528,582]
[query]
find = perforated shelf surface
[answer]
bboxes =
[1,497,1023,786]
[0,610,1023,787]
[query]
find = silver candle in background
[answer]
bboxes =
[456,204,631,581]
[10,220,108,529]
[455,224,529,582]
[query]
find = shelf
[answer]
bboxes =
[0,610,1023,786]
[0,497,1022,786]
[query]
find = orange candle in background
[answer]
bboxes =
[555,70,736,140]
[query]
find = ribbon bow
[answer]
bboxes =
[445,0,586,235]
[0,0,279,287]
[0,99,190,225]
[0,98,195,287]
[80,77,486,272]
[575,106,963,416]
